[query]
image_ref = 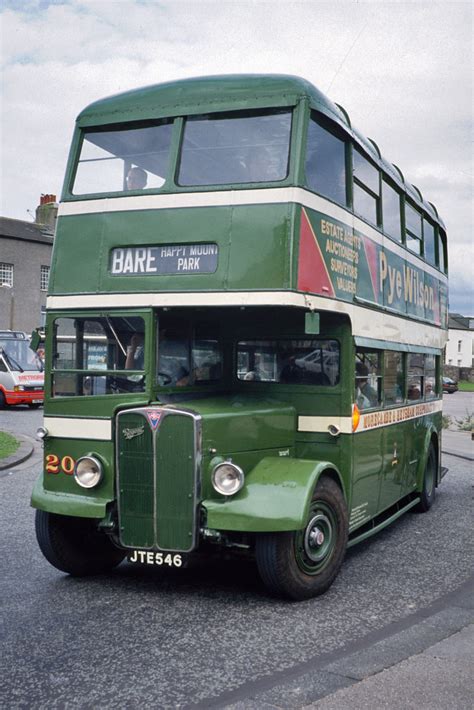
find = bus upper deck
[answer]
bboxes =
[49,75,447,349]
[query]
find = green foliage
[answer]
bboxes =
[442,414,452,430]
[0,432,19,460]
[454,412,474,432]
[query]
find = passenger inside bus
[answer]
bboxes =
[355,362,378,409]
[126,167,148,190]
[125,332,145,369]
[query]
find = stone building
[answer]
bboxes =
[445,313,474,369]
[0,195,57,334]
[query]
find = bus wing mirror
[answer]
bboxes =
[30,329,41,352]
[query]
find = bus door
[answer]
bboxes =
[379,425,405,511]
[350,350,383,526]
[378,351,405,511]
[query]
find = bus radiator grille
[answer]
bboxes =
[116,408,198,552]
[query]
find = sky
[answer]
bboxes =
[1,0,473,313]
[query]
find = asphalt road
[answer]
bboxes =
[1,403,473,708]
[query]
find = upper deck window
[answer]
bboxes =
[178,109,292,186]
[382,179,402,242]
[423,218,436,266]
[405,203,422,255]
[352,149,380,226]
[305,117,347,205]
[72,121,173,195]
[438,231,447,273]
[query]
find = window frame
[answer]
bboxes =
[404,200,423,256]
[304,112,348,207]
[382,178,402,243]
[70,118,175,197]
[0,262,14,287]
[236,337,341,387]
[351,147,381,227]
[176,107,294,188]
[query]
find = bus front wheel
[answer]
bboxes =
[416,443,437,513]
[35,510,125,576]
[256,477,348,600]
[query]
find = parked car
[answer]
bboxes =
[442,376,458,394]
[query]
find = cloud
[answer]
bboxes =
[1,0,472,312]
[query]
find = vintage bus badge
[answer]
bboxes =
[122,425,144,440]
[146,410,162,430]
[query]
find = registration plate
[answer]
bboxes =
[128,550,186,568]
[32,399,43,404]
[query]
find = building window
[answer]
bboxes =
[0,263,14,287]
[458,340,462,353]
[40,266,50,291]
[457,359,462,367]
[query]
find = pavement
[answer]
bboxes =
[1,421,472,709]
[442,427,474,461]
[0,433,34,471]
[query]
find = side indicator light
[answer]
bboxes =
[352,404,361,432]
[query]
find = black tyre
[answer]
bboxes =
[256,476,348,600]
[0,390,6,408]
[416,443,437,513]
[35,510,125,576]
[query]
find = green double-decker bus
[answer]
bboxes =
[32,75,448,599]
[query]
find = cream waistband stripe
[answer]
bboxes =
[44,417,112,440]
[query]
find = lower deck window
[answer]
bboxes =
[237,339,340,385]
[355,351,382,409]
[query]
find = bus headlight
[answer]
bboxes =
[74,456,103,489]
[211,462,244,496]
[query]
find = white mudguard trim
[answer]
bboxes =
[44,417,112,440]
[58,188,446,282]
[46,290,448,350]
[298,416,352,434]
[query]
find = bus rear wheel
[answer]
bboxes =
[255,477,348,600]
[416,443,436,513]
[35,510,125,576]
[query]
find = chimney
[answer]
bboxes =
[35,194,58,232]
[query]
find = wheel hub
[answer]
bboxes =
[309,527,325,547]
[303,513,333,562]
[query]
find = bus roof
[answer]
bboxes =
[76,74,445,228]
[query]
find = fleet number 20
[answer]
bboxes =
[46,454,75,475]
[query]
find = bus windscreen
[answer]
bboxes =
[178,109,292,186]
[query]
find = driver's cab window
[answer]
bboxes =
[52,316,145,397]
